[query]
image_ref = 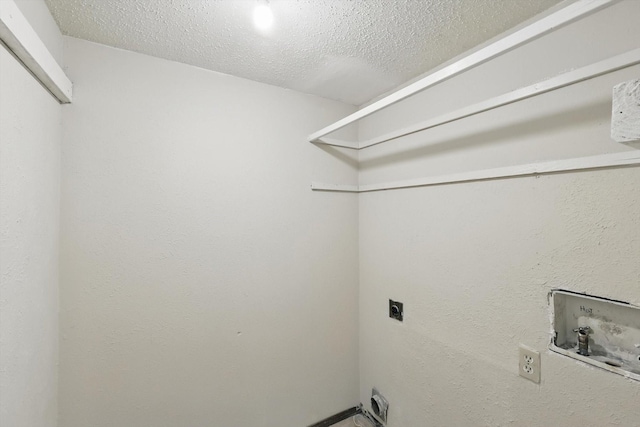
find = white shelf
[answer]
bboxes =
[316,49,640,151]
[311,151,640,193]
[308,0,617,144]
[307,1,639,194]
[0,0,72,103]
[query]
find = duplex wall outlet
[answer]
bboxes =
[519,344,541,383]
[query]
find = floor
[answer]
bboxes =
[330,415,375,427]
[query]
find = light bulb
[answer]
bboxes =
[253,3,274,30]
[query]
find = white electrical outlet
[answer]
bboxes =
[519,344,540,383]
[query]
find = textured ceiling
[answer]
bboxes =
[45,0,562,106]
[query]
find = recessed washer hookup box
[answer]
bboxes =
[549,290,640,381]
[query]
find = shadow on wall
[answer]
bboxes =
[358,100,610,171]
[315,144,359,169]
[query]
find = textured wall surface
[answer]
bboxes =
[0,6,62,424]
[59,37,359,427]
[44,0,560,105]
[357,2,640,426]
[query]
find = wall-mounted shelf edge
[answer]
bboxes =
[316,48,640,150]
[313,137,359,149]
[0,0,72,103]
[307,0,617,143]
[311,151,640,193]
[310,182,359,193]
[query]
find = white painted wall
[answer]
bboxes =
[59,37,359,427]
[0,1,63,425]
[357,2,640,426]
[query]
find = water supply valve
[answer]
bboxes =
[573,326,592,356]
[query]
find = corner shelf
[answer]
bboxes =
[307,1,640,193]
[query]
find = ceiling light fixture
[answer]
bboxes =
[253,1,274,31]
